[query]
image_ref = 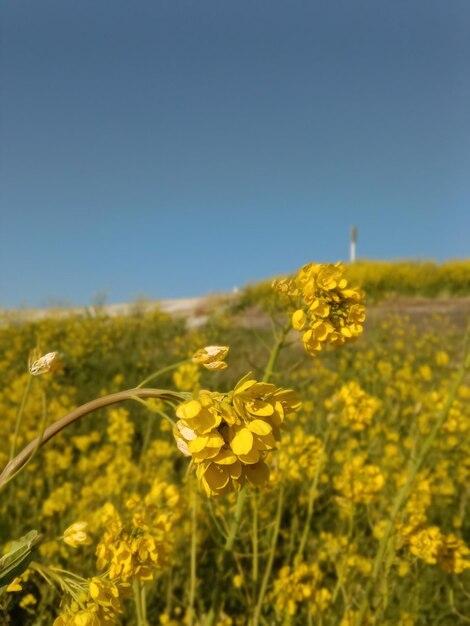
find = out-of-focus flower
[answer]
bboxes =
[325,382,381,431]
[28,350,62,376]
[192,346,229,371]
[274,263,365,355]
[19,594,37,609]
[6,577,22,592]
[272,563,331,617]
[53,577,126,626]
[398,522,470,573]
[334,454,385,504]
[173,362,200,390]
[63,521,92,548]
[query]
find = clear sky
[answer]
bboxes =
[1,0,469,308]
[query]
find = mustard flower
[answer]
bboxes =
[96,501,171,582]
[437,534,470,573]
[334,454,385,504]
[408,526,443,564]
[173,362,200,391]
[174,373,301,496]
[274,262,365,355]
[273,563,331,617]
[53,577,126,626]
[325,382,381,431]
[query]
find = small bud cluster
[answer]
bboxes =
[192,345,229,371]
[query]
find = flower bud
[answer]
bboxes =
[28,350,62,376]
[192,346,229,371]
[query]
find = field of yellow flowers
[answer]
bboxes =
[0,262,469,626]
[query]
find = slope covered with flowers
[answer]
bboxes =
[0,262,469,626]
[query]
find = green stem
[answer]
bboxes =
[252,484,284,626]
[204,488,248,626]
[355,337,470,626]
[9,374,32,460]
[189,489,198,626]
[262,323,291,383]
[133,580,147,626]
[332,508,355,604]
[252,492,259,586]
[3,389,49,490]
[136,358,192,389]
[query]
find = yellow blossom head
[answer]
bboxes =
[274,262,365,355]
[174,373,301,496]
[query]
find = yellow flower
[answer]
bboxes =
[19,593,37,608]
[326,382,381,431]
[233,574,244,588]
[334,454,385,504]
[192,346,229,370]
[89,577,120,608]
[63,521,92,548]
[274,262,365,356]
[173,362,200,391]
[6,577,22,592]
[408,526,443,564]
[174,373,301,496]
[273,562,330,616]
[437,534,470,573]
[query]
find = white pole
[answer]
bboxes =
[350,226,357,263]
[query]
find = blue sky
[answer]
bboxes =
[1,0,469,308]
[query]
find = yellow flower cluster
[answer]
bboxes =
[53,578,127,626]
[274,427,324,482]
[325,382,381,431]
[174,373,301,496]
[172,362,200,391]
[96,501,170,582]
[399,524,470,573]
[274,262,365,355]
[334,454,385,504]
[317,533,372,577]
[273,563,331,616]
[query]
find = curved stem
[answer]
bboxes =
[0,387,188,490]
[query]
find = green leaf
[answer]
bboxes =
[0,530,42,588]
